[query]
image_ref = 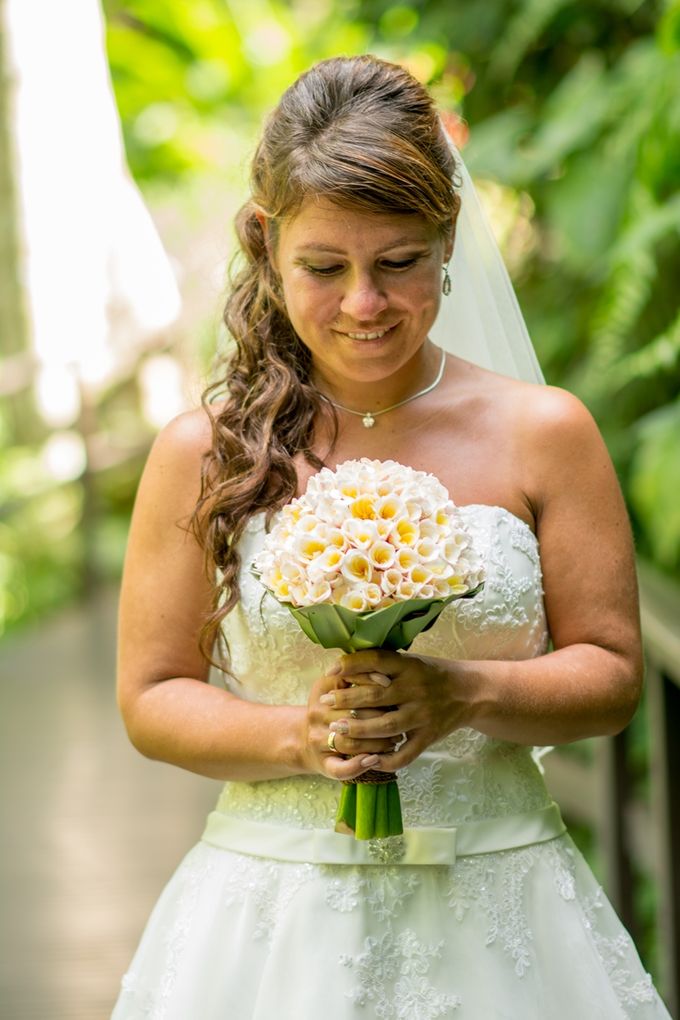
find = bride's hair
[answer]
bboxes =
[192,54,458,662]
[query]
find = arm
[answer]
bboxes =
[117,410,391,782]
[321,388,643,764]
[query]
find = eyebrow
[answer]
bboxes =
[294,237,432,255]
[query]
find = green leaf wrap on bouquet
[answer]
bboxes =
[287,586,483,840]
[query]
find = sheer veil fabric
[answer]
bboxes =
[430,132,545,385]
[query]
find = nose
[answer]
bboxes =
[339,271,389,322]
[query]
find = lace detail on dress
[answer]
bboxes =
[340,930,461,1018]
[581,889,656,1008]
[326,868,422,921]
[118,844,218,1019]
[215,773,339,829]
[221,853,316,943]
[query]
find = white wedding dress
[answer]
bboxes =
[112,505,671,1019]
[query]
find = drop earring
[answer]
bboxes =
[442,263,452,296]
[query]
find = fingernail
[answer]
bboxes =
[327,662,342,675]
[330,720,349,734]
[369,672,391,687]
[320,693,336,706]
[360,755,380,767]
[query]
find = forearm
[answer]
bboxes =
[122,678,312,782]
[458,643,642,746]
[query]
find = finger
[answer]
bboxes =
[347,707,383,721]
[330,734,395,756]
[342,671,393,689]
[323,753,382,782]
[336,649,404,678]
[365,732,425,772]
[330,712,411,742]
[320,684,393,711]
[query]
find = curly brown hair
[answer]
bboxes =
[192,54,458,663]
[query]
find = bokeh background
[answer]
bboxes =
[1,0,679,1016]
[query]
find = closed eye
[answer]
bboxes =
[303,256,422,277]
[304,264,343,276]
[381,257,419,270]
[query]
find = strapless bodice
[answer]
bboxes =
[216,504,552,829]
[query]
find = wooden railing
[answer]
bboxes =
[3,337,678,1009]
[543,561,680,1015]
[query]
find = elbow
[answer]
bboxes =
[117,682,164,762]
[606,658,644,737]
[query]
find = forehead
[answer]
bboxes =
[278,196,437,253]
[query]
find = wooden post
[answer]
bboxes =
[646,662,680,1016]
[638,560,680,1013]
[597,732,638,942]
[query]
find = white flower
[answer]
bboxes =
[395,547,418,572]
[342,518,379,549]
[341,549,373,583]
[292,532,327,563]
[338,587,369,611]
[367,540,396,570]
[252,457,485,609]
[313,546,345,576]
[380,567,403,595]
[408,563,433,588]
[390,518,419,547]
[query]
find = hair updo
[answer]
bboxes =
[193,54,459,661]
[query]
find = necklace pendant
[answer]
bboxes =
[362,413,376,428]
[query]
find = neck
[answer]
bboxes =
[313,341,441,414]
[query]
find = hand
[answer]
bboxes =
[303,666,396,781]
[318,649,479,772]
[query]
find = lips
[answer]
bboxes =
[339,324,397,341]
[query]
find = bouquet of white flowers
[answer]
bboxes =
[252,458,485,840]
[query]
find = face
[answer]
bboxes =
[271,197,451,389]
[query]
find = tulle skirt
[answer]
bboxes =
[111,828,671,1019]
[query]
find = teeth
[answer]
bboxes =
[346,329,389,340]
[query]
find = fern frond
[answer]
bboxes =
[488,0,571,80]
[612,310,680,386]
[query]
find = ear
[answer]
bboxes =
[444,195,461,263]
[254,207,278,269]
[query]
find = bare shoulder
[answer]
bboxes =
[150,405,214,463]
[132,406,216,529]
[513,383,597,439]
[507,383,629,536]
[511,384,609,481]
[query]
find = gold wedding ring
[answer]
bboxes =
[327,730,338,753]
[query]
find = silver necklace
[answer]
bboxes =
[324,348,446,428]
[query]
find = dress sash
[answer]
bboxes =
[201,801,566,866]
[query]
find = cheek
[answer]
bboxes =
[282,278,336,329]
[406,272,441,314]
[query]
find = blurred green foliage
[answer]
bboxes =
[2,0,677,985]
[102,0,680,573]
[2,0,679,634]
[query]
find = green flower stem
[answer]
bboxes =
[387,780,403,836]
[355,784,377,840]
[278,589,485,840]
[375,783,389,837]
[336,782,357,832]
[335,780,403,839]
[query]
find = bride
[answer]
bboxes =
[112,55,670,1018]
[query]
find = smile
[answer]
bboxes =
[343,327,393,340]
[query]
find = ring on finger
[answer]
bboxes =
[327,730,339,753]
[349,709,359,720]
[394,732,408,751]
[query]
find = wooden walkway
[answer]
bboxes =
[0,589,219,1019]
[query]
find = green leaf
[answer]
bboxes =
[287,587,483,654]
